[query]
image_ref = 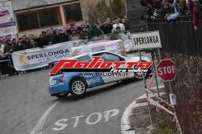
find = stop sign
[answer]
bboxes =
[157,58,176,81]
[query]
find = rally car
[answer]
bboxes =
[48,51,151,98]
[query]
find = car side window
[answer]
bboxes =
[93,53,125,61]
[76,55,92,62]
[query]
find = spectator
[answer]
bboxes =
[141,0,180,22]
[112,18,125,33]
[38,31,49,47]
[100,18,113,34]
[111,26,122,40]
[187,0,200,30]
[57,28,70,43]
[0,40,13,75]
[28,34,37,48]
[0,42,5,57]
[46,28,55,45]
[121,16,130,32]
[17,37,25,50]
[162,0,179,22]
[79,22,91,39]
[88,24,104,40]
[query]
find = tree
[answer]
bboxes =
[96,0,112,22]
[110,0,125,18]
[87,0,126,23]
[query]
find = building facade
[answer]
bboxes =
[11,0,104,34]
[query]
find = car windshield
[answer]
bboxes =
[93,52,125,61]
[76,55,92,62]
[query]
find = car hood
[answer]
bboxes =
[125,55,152,62]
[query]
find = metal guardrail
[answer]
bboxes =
[0,58,16,78]
[0,59,11,63]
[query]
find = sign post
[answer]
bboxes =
[131,31,162,50]
[131,31,182,134]
[157,58,182,134]
[131,30,162,127]
[157,58,176,81]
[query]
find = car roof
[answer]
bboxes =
[69,51,124,59]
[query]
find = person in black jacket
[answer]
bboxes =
[100,18,113,34]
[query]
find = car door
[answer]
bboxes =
[77,55,105,88]
[92,52,128,83]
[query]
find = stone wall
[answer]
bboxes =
[157,22,202,134]
[161,51,202,134]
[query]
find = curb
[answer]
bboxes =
[121,85,165,134]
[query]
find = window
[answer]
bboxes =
[16,7,61,31]
[93,52,125,61]
[63,3,82,22]
[38,7,61,27]
[17,12,39,31]
[77,55,92,62]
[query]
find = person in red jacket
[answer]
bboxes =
[187,0,200,30]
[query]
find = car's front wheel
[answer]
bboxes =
[70,78,87,97]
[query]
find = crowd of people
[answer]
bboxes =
[0,17,129,76]
[0,17,129,55]
[140,0,187,22]
[140,0,200,29]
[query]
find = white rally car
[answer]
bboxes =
[48,51,152,98]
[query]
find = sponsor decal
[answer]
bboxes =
[49,56,152,76]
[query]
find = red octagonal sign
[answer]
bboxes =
[157,58,176,81]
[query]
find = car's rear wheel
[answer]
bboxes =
[70,78,87,97]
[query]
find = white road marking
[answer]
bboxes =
[52,108,120,131]
[121,93,149,134]
[72,115,85,128]
[52,119,68,131]
[121,100,137,134]
[31,102,58,134]
[86,112,102,125]
[104,109,120,122]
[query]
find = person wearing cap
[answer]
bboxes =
[112,18,125,33]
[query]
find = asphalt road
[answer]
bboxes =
[0,69,145,134]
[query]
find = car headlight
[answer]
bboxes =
[49,79,57,86]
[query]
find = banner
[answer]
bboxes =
[12,40,126,71]
[0,1,17,36]
[70,40,126,57]
[12,42,73,71]
[131,31,162,50]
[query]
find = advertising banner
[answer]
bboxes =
[12,42,72,71]
[70,40,126,57]
[12,40,126,71]
[0,1,17,36]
